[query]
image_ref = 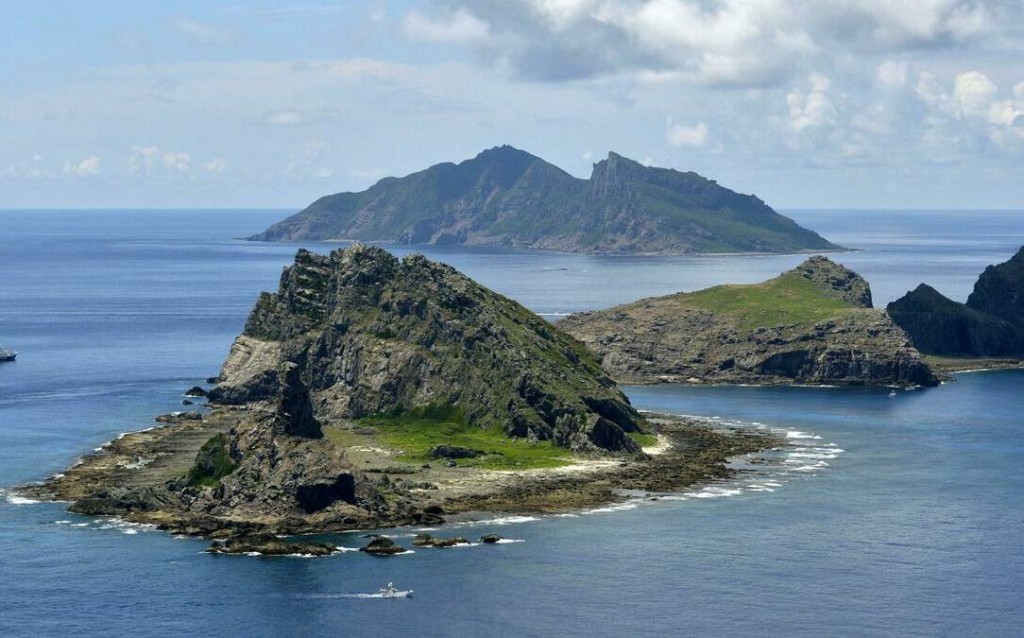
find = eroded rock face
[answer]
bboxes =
[213,244,645,453]
[562,257,937,387]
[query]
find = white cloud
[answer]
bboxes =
[162,151,191,173]
[787,73,837,131]
[63,155,101,177]
[263,110,305,126]
[204,158,227,174]
[130,146,191,176]
[403,8,490,44]
[171,18,234,46]
[952,71,998,118]
[877,60,909,88]
[666,119,709,147]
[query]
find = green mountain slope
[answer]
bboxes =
[250,146,841,255]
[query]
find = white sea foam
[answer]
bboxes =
[5,494,40,505]
[457,515,540,527]
[583,502,639,515]
[786,430,822,440]
[494,538,525,544]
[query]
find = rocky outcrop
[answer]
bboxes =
[967,247,1024,324]
[360,537,407,556]
[888,247,1024,357]
[411,533,469,548]
[207,536,338,556]
[562,257,938,387]
[213,244,646,454]
[248,146,840,255]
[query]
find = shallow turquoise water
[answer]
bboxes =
[1,209,1022,637]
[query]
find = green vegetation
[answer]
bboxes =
[186,433,238,488]
[680,272,855,329]
[628,432,659,448]
[354,404,572,470]
[250,146,839,255]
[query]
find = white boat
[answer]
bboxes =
[0,346,16,362]
[379,582,413,598]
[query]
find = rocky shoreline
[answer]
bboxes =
[19,406,778,543]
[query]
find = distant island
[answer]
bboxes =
[249,146,841,255]
[25,245,774,546]
[561,256,938,387]
[888,246,1024,366]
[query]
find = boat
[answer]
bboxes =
[0,346,16,362]
[379,582,413,598]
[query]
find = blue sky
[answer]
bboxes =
[2,1,1023,209]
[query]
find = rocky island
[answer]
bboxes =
[888,246,1024,364]
[561,256,938,387]
[249,146,841,256]
[23,245,775,543]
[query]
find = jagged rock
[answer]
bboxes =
[215,244,646,453]
[562,256,938,387]
[359,536,407,556]
[248,146,840,255]
[479,534,502,543]
[790,255,873,308]
[182,399,194,406]
[207,536,337,556]
[185,386,208,397]
[274,362,322,439]
[411,533,469,548]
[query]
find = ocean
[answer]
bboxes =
[1,209,1022,637]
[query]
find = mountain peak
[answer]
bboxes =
[785,256,873,308]
[249,147,841,255]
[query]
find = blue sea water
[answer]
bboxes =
[1,209,1023,637]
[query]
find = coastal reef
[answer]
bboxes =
[888,246,1024,358]
[561,256,938,387]
[249,146,840,255]
[25,246,774,539]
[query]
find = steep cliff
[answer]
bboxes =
[211,244,645,453]
[249,146,840,255]
[561,257,938,387]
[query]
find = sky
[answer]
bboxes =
[2,0,1023,210]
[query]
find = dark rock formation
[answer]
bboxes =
[248,146,840,255]
[479,534,503,544]
[295,474,356,513]
[427,445,485,460]
[185,386,208,397]
[275,362,322,439]
[562,256,938,387]
[887,284,1023,356]
[207,535,338,556]
[888,248,1024,357]
[967,247,1024,324]
[155,411,203,423]
[360,536,407,556]
[213,244,646,453]
[411,533,470,548]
